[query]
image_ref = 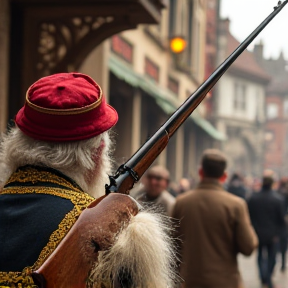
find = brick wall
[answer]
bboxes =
[265,95,288,175]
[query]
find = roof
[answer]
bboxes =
[261,56,288,95]
[267,76,288,95]
[226,33,271,83]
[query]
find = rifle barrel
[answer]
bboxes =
[106,1,288,195]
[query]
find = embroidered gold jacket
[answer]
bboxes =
[0,165,94,288]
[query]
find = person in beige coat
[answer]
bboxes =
[172,149,258,288]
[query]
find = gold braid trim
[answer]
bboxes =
[5,167,83,193]
[0,268,37,288]
[0,186,95,287]
[1,186,94,207]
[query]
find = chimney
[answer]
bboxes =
[218,18,230,35]
[253,40,264,64]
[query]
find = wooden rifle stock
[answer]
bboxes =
[32,194,139,288]
[31,2,287,287]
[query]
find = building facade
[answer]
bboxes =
[79,0,225,182]
[212,19,270,177]
[254,44,288,177]
[1,0,225,182]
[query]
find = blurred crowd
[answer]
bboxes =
[130,151,288,288]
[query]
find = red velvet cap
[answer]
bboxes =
[15,72,118,142]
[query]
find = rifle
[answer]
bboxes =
[31,1,288,287]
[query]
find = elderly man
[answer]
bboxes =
[132,165,175,216]
[172,149,258,288]
[0,73,176,288]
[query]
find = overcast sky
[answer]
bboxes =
[220,0,288,60]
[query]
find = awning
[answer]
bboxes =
[108,54,177,114]
[190,110,227,141]
[109,54,226,141]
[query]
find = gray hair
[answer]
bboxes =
[0,127,113,198]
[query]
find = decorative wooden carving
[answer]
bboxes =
[36,16,114,76]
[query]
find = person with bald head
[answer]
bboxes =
[133,165,175,216]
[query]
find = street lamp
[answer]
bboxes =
[169,36,187,54]
[169,36,187,71]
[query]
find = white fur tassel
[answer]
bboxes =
[90,211,178,288]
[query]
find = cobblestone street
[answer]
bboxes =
[238,252,288,288]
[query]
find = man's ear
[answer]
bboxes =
[219,171,227,183]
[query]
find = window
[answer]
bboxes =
[194,20,200,75]
[283,99,288,117]
[285,131,288,148]
[233,83,246,111]
[187,0,194,66]
[168,77,179,95]
[267,103,278,119]
[145,57,160,83]
[169,0,177,37]
[111,35,133,63]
